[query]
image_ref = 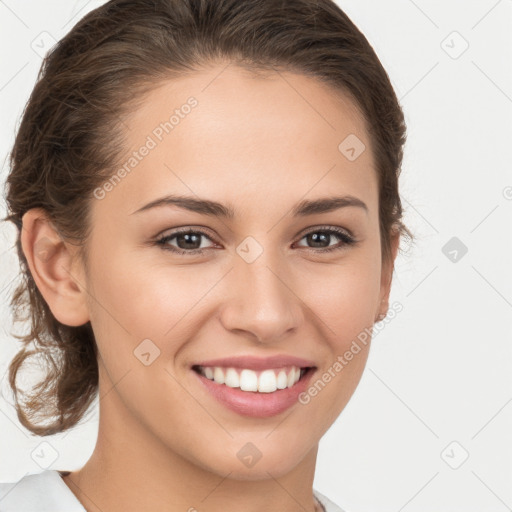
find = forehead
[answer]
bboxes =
[95,63,377,221]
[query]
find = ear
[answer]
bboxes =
[375,228,400,322]
[20,208,90,327]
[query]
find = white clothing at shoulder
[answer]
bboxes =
[0,470,86,511]
[0,470,347,512]
[314,488,347,512]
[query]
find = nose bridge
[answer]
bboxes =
[220,242,302,341]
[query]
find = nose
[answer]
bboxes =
[218,252,304,343]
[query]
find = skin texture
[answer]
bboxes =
[21,62,399,512]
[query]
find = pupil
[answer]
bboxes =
[308,233,329,248]
[178,233,200,249]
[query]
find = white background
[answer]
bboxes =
[1,1,511,511]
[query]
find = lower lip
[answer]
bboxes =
[193,368,316,418]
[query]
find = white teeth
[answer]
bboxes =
[258,369,277,393]
[197,365,306,393]
[225,368,239,388]
[276,370,288,389]
[213,367,225,384]
[287,367,299,387]
[240,369,258,392]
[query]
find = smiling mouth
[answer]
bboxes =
[192,364,315,393]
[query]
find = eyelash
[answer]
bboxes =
[154,226,356,256]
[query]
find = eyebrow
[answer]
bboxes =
[130,194,368,218]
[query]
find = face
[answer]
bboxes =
[35,63,397,480]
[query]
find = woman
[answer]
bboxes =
[0,0,412,510]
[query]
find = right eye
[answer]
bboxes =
[155,229,217,255]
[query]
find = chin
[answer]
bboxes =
[218,463,298,482]
[211,445,309,481]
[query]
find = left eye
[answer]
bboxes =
[295,228,355,252]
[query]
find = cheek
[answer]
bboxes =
[88,246,220,335]
[294,255,380,416]
[298,267,377,425]
[300,254,382,341]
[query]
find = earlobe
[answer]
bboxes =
[20,208,90,327]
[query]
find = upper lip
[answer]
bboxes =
[192,355,317,371]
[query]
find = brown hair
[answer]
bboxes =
[3,0,412,436]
